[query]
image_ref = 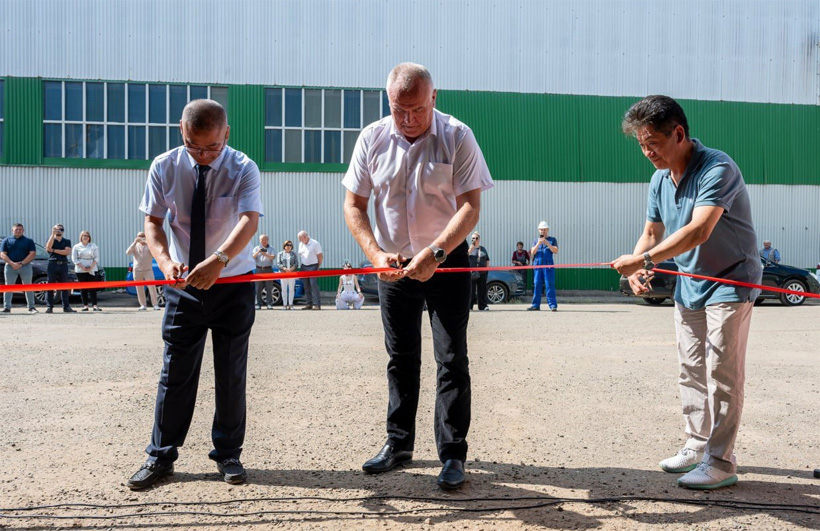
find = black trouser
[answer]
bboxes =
[470,271,489,310]
[46,261,71,309]
[145,279,255,464]
[76,272,98,306]
[377,242,471,463]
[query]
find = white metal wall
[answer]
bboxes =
[2,167,818,273]
[2,0,818,105]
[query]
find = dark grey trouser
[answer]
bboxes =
[301,263,320,306]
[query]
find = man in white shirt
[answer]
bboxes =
[128,99,263,490]
[252,234,275,309]
[125,231,160,310]
[297,230,323,310]
[343,63,493,489]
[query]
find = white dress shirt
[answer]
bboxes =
[342,109,493,258]
[139,145,264,278]
[298,238,322,266]
[71,242,99,273]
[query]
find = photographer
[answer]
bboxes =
[468,232,490,311]
[528,221,559,311]
[45,223,76,313]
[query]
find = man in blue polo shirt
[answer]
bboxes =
[1,223,38,313]
[613,95,761,490]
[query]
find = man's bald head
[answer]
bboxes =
[386,63,434,95]
[181,99,227,132]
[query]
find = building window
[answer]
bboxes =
[264,87,390,164]
[0,79,4,160]
[43,81,228,160]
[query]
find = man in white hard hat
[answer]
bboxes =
[528,221,559,311]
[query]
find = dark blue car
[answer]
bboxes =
[126,260,304,306]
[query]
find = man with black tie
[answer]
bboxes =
[127,99,263,490]
[343,63,493,489]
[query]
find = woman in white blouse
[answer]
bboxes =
[72,230,101,311]
[276,240,300,310]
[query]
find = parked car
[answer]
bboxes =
[0,242,105,304]
[357,261,526,304]
[125,260,304,306]
[619,258,820,306]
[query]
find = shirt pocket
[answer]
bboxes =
[209,196,237,220]
[421,162,454,195]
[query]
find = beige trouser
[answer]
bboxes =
[674,301,754,473]
[133,268,158,307]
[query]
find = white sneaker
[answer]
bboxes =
[659,448,702,473]
[138,306,147,311]
[153,306,161,310]
[677,462,738,490]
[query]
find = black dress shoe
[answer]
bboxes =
[216,457,247,484]
[362,443,413,474]
[437,459,465,490]
[814,469,820,479]
[127,460,174,490]
[63,307,77,313]
[45,308,53,313]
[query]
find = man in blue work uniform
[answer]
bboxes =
[527,221,558,311]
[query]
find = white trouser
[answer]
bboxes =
[674,301,754,473]
[281,278,296,306]
[133,268,158,307]
[335,290,363,310]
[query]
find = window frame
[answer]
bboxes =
[42,80,228,164]
[262,86,390,168]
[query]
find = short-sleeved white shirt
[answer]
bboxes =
[139,145,264,278]
[298,238,322,266]
[342,109,493,258]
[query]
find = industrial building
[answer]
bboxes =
[1,0,818,289]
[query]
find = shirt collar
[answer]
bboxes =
[184,145,229,174]
[663,138,705,183]
[389,109,440,143]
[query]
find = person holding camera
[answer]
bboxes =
[528,221,559,311]
[45,223,76,313]
[252,234,275,309]
[468,232,490,311]
[126,231,160,310]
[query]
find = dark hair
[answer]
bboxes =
[181,99,227,132]
[516,241,523,246]
[12,223,23,229]
[622,95,689,138]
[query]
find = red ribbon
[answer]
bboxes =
[1,262,817,300]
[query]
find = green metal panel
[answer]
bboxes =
[5,77,43,165]
[437,90,820,186]
[227,85,264,164]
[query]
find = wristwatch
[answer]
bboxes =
[427,245,447,263]
[642,251,655,271]
[213,250,230,267]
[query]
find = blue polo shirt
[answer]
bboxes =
[647,139,762,310]
[1,235,36,263]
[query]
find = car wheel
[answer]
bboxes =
[33,276,50,305]
[779,279,807,306]
[644,297,666,305]
[486,281,509,304]
[267,283,282,306]
[155,285,166,307]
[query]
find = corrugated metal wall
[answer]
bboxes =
[2,0,818,105]
[2,167,818,280]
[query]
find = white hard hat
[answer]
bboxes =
[538,221,549,230]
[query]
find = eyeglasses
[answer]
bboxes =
[183,138,226,156]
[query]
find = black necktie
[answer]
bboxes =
[189,164,209,270]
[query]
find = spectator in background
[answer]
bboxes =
[511,240,531,288]
[297,230,323,310]
[45,223,76,313]
[759,240,780,264]
[276,240,299,310]
[528,221,559,312]
[335,260,364,309]
[1,223,38,314]
[72,230,101,311]
[468,232,490,311]
[252,234,275,310]
[126,231,160,311]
